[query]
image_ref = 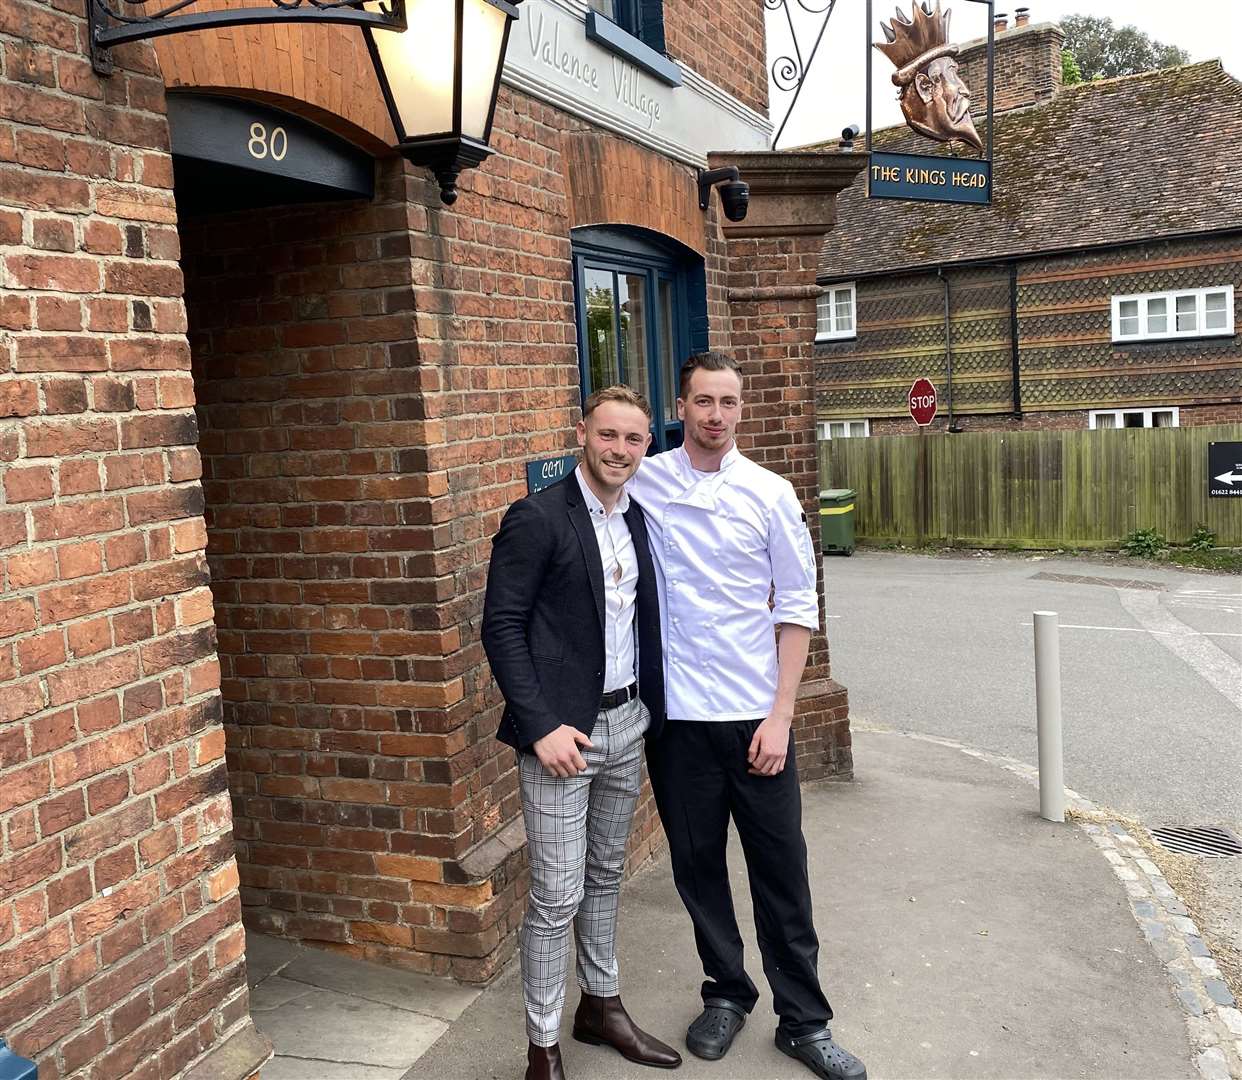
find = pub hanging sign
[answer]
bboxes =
[866,0,995,206]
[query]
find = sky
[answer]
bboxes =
[767,0,1242,148]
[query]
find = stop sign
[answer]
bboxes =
[908,378,938,427]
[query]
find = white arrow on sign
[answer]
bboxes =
[1215,467,1242,486]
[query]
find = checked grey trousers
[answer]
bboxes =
[518,694,649,1046]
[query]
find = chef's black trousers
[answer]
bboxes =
[647,717,833,1038]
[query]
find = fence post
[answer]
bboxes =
[1033,611,1065,823]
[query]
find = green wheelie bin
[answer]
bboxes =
[819,488,856,556]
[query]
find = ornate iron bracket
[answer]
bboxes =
[88,0,407,76]
[765,0,838,150]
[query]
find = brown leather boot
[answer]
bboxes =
[525,1042,566,1080]
[572,993,682,1069]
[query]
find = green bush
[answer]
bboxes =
[1188,524,1216,552]
[1121,528,1168,558]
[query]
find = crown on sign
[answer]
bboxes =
[875,0,959,86]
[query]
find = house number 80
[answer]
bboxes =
[248,122,287,162]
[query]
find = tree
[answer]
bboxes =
[1061,49,1083,87]
[1060,14,1190,81]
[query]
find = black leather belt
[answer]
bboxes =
[599,683,638,710]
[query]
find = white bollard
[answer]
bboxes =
[1033,611,1066,823]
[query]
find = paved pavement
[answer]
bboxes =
[406,731,1227,1080]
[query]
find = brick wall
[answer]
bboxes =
[663,0,768,116]
[726,227,851,780]
[0,2,257,1076]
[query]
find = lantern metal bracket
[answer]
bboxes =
[88,0,407,76]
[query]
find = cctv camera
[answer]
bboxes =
[697,166,750,222]
[719,180,749,222]
[841,124,861,141]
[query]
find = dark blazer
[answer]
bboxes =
[481,472,665,752]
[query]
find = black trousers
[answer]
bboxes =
[647,719,832,1038]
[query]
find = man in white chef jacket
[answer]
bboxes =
[628,352,867,1080]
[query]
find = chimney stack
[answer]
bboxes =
[959,16,1066,114]
[994,12,1008,32]
[1014,6,1030,27]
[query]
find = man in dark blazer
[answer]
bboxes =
[482,386,681,1080]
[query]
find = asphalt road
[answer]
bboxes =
[823,550,1242,831]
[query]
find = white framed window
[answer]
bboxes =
[816,282,856,341]
[817,419,870,439]
[1111,286,1234,342]
[1088,407,1179,430]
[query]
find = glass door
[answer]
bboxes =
[573,247,689,451]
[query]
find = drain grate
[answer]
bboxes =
[1150,825,1242,857]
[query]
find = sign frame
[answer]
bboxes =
[865,0,995,206]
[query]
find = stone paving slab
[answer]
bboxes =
[244,931,477,1079]
[253,987,445,1070]
[409,730,1199,1079]
[277,941,478,1022]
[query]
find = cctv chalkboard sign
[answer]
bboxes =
[526,455,577,494]
[1208,442,1242,498]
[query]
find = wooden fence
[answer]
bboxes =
[818,424,1242,549]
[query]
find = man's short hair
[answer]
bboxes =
[678,351,743,399]
[583,384,653,421]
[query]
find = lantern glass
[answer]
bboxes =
[366,0,455,139]
[366,0,511,143]
[461,0,509,140]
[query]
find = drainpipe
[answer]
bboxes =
[937,267,959,432]
[1009,262,1022,417]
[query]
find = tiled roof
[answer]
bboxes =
[814,61,1242,283]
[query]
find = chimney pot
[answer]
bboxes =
[1014,6,1030,26]
[994,13,1008,31]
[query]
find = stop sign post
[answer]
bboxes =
[909,378,938,427]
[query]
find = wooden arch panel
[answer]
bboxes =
[154,11,396,154]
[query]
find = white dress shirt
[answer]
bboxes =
[575,466,639,693]
[628,444,818,722]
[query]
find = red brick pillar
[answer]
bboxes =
[0,5,264,1077]
[714,151,867,780]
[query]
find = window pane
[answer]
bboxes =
[1152,410,1175,428]
[817,293,832,335]
[587,0,617,17]
[1205,291,1228,330]
[1146,297,1167,335]
[617,273,649,404]
[849,421,866,437]
[1094,413,1117,429]
[584,268,619,393]
[834,290,853,332]
[1117,299,1139,336]
[1123,411,1145,428]
[1175,294,1197,332]
[657,278,677,423]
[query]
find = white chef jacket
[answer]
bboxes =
[574,466,639,693]
[628,444,819,722]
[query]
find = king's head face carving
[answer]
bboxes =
[875,0,984,154]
